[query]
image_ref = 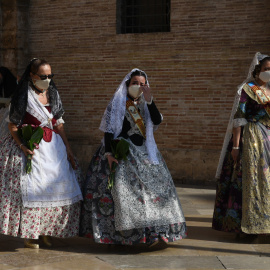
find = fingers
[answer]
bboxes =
[23,148,34,157]
[141,85,150,93]
[140,85,152,102]
[70,157,77,170]
[107,156,118,170]
[67,151,77,170]
[231,149,239,163]
[27,150,34,155]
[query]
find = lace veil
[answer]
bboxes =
[99,68,159,164]
[9,59,64,126]
[215,52,269,178]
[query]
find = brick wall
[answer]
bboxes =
[3,0,270,184]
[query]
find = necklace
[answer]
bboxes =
[40,90,47,97]
[31,82,47,97]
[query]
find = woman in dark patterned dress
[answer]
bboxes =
[213,53,270,234]
[80,69,187,245]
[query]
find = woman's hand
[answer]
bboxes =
[231,149,240,163]
[21,145,34,158]
[107,155,118,170]
[66,146,77,170]
[54,123,77,170]
[141,85,152,102]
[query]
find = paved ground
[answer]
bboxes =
[1,185,270,270]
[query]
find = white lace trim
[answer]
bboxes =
[55,117,65,126]
[27,87,54,129]
[112,139,185,231]
[233,118,248,128]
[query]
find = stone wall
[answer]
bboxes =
[0,0,30,75]
[1,0,270,184]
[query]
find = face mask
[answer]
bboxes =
[128,85,142,99]
[259,71,270,83]
[33,78,51,90]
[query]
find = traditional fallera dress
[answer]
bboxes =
[0,87,82,239]
[213,81,270,234]
[80,69,186,245]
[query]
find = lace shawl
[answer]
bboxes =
[216,52,269,178]
[99,68,159,164]
[9,80,64,126]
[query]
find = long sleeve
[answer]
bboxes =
[104,132,114,153]
[147,101,162,125]
[233,89,248,128]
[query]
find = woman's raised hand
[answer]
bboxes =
[141,85,152,102]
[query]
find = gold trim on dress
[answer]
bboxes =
[126,99,146,138]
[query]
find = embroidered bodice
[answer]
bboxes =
[234,85,270,127]
[104,97,162,152]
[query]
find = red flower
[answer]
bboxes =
[101,197,110,203]
[33,143,39,149]
[86,193,93,199]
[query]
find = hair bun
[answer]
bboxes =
[30,58,38,64]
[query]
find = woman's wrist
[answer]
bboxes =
[146,96,153,105]
[232,146,240,150]
[105,152,112,158]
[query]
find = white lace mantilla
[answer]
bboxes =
[99,68,159,164]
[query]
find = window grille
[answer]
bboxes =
[117,0,170,34]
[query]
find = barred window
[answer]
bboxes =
[117,0,170,34]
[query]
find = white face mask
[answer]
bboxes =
[128,85,142,99]
[34,78,51,90]
[259,71,270,83]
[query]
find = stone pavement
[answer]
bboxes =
[1,185,270,270]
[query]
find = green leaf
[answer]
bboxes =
[17,128,23,140]
[107,138,130,190]
[26,158,32,174]
[30,127,44,144]
[22,125,33,141]
[29,141,34,151]
[115,139,129,160]
[110,140,118,156]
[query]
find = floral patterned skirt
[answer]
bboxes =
[80,141,187,245]
[0,134,81,239]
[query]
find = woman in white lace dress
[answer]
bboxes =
[0,59,82,248]
[80,69,186,246]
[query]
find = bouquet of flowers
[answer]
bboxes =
[18,124,44,174]
[107,138,129,190]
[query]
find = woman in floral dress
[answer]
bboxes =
[80,69,186,246]
[213,53,270,234]
[0,59,82,248]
